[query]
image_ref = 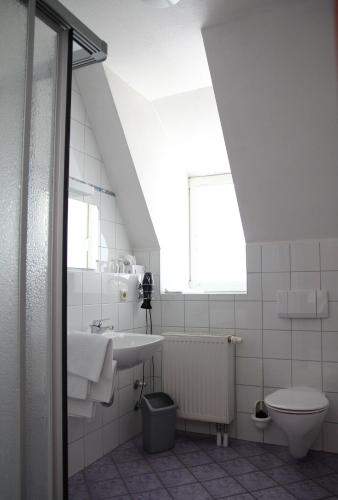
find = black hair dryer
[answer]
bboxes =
[141,272,153,310]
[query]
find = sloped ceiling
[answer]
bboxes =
[203,0,338,243]
[75,64,159,250]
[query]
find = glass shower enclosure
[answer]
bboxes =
[0,1,107,498]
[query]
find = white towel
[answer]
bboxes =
[68,398,95,419]
[67,332,110,382]
[67,374,89,400]
[89,359,117,403]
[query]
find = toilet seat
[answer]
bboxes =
[265,386,328,414]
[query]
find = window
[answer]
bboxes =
[67,198,99,269]
[189,174,246,292]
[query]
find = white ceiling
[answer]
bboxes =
[62,0,280,100]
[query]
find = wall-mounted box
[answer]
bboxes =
[277,289,328,318]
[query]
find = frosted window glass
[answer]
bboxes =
[24,16,58,499]
[189,174,246,292]
[0,1,28,498]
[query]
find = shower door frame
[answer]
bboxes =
[20,2,107,498]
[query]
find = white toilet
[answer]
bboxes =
[264,386,329,459]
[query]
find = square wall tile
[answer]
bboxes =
[101,303,117,329]
[71,90,86,124]
[209,300,234,329]
[325,393,338,423]
[236,413,263,442]
[236,357,262,386]
[323,362,338,392]
[116,224,131,251]
[185,300,209,328]
[134,251,150,271]
[84,155,101,187]
[161,300,184,327]
[150,300,162,326]
[262,242,290,272]
[102,422,119,455]
[323,302,338,332]
[84,126,101,160]
[263,330,291,359]
[263,302,291,331]
[291,317,321,332]
[262,272,290,301]
[82,271,101,305]
[101,192,116,222]
[291,240,320,271]
[235,301,262,329]
[68,439,84,477]
[70,119,85,152]
[323,332,338,362]
[292,332,322,361]
[320,239,338,271]
[263,421,288,446]
[323,423,338,453]
[67,306,83,331]
[263,359,291,388]
[150,250,161,275]
[236,273,262,301]
[236,385,263,413]
[291,271,320,289]
[246,243,261,272]
[236,330,262,358]
[68,271,82,306]
[82,304,101,332]
[117,302,134,331]
[101,273,119,303]
[84,429,103,466]
[100,220,116,249]
[69,148,85,181]
[321,271,338,301]
[293,360,322,390]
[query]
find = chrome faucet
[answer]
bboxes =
[90,319,114,334]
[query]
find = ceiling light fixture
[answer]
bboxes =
[141,0,181,8]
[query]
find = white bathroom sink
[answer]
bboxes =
[103,331,163,369]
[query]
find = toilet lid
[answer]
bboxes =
[265,386,328,412]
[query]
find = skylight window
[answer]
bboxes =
[189,174,246,293]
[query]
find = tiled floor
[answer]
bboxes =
[69,433,338,499]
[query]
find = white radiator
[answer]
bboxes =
[162,333,235,424]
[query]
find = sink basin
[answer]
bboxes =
[103,331,163,369]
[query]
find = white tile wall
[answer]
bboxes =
[150,237,338,453]
[67,80,160,477]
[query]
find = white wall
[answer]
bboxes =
[203,0,338,242]
[141,238,338,453]
[106,68,189,292]
[153,86,231,177]
[67,80,162,476]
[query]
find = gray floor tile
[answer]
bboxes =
[88,478,128,500]
[117,460,152,477]
[236,471,277,492]
[202,476,246,498]
[221,458,257,476]
[147,454,182,472]
[190,462,227,481]
[225,495,255,500]
[316,474,338,495]
[179,450,213,467]
[296,460,333,479]
[68,481,90,500]
[252,486,297,499]
[111,445,144,464]
[207,447,241,463]
[85,460,120,483]
[231,441,265,458]
[158,467,196,487]
[131,487,172,499]
[123,473,162,494]
[248,452,284,470]
[168,482,212,500]
[285,479,330,500]
[173,440,200,455]
[265,465,306,485]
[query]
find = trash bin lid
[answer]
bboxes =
[143,392,175,409]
